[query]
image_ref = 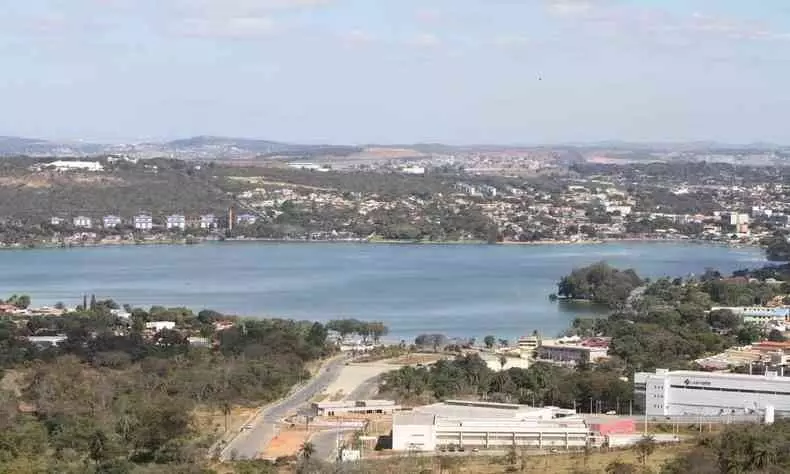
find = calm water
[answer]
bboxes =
[0,242,767,341]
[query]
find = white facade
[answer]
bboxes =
[103,215,122,228]
[134,215,153,230]
[44,160,104,172]
[199,214,217,229]
[392,401,592,452]
[537,343,608,365]
[166,215,186,230]
[636,369,790,417]
[73,216,92,228]
[145,321,176,331]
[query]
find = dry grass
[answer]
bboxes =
[358,444,691,474]
[193,406,259,440]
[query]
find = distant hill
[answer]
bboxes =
[0,136,104,156]
[0,135,362,160]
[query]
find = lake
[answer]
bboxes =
[0,242,768,341]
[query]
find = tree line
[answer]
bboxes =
[0,297,357,473]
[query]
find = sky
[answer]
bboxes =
[2,0,790,145]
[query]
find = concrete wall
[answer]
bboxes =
[392,424,436,451]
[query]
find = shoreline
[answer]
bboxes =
[0,235,763,251]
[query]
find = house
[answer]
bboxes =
[199,214,217,229]
[145,321,176,332]
[50,217,64,226]
[73,216,92,228]
[103,215,122,229]
[133,214,153,231]
[166,215,186,230]
[235,213,258,226]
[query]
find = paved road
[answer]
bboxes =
[220,355,347,460]
[313,372,384,461]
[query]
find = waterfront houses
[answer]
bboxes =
[166,215,186,230]
[133,214,153,231]
[72,216,92,229]
[199,214,217,229]
[103,215,122,229]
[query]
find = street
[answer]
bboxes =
[220,355,347,460]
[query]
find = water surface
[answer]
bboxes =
[0,242,767,340]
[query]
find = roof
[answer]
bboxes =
[393,412,435,426]
[413,401,557,421]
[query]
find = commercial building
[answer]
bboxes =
[635,369,790,418]
[42,160,104,172]
[313,400,400,417]
[711,306,790,324]
[392,400,595,452]
[536,342,608,365]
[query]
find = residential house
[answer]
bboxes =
[133,214,153,231]
[166,215,186,230]
[73,216,92,228]
[199,214,217,229]
[50,217,64,226]
[145,321,176,332]
[236,213,258,225]
[103,215,122,229]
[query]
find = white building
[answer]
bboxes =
[166,215,186,230]
[50,216,64,226]
[134,215,153,231]
[145,321,176,332]
[28,335,68,347]
[313,400,400,417]
[103,215,122,229]
[635,369,790,418]
[392,400,591,452]
[235,213,258,226]
[401,166,426,175]
[41,160,104,172]
[536,343,608,365]
[199,214,217,229]
[73,216,92,228]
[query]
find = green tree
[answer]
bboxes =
[635,435,656,465]
[484,335,495,349]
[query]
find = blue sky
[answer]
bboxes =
[2,0,790,144]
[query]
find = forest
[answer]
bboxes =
[0,300,334,473]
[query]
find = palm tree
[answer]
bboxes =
[299,441,316,461]
[499,355,508,371]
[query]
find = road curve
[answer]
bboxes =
[220,355,348,460]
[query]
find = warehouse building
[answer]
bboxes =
[635,368,790,418]
[313,400,400,417]
[392,400,597,451]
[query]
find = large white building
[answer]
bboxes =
[635,369,790,418]
[392,400,592,452]
[42,160,104,172]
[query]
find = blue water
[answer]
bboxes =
[0,242,767,341]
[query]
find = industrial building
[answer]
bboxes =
[392,400,600,452]
[313,400,400,417]
[635,368,790,418]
